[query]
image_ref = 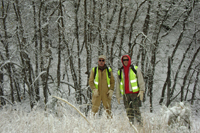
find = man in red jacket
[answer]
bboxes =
[116,55,145,126]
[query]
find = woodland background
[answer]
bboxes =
[0,0,200,119]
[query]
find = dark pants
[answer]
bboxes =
[123,93,142,125]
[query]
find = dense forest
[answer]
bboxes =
[0,0,199,115]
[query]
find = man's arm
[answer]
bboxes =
[89,69,96,91]
[110,71,115,91]
[116,74,121,100]
[137,68,145,92]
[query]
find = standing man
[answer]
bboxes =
[116,55,145,125]
[89,55,115,117]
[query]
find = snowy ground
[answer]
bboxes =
[0,97,199,133]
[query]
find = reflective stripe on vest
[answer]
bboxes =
[118,66,139,95]
[93,67,111,89]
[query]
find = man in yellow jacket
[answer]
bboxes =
[116,55,145,125]
[89,55,115,117]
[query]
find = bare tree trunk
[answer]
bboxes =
[87,0,95,82]
[118,7,127,67]
[13,79,21,102]
[166,57,171,107]
[180,46,200,101]
[149,3,159,112]
[98,1,103,55]
[105,2,117,62]
[38,0,45,105]
[184,65,199,101]
[191,68,199,105]
[0,52,4,105]
[139,0,151,102]
[75,0,81,104]
[110,1,123,66]
[32,1,40,102]
[57,0,62,91]
[0,69,5,105]
[105,0,111,61]
[64,60,71,96]
[44,56,52,109]
[41,1,50,105]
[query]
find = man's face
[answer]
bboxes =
[123,56,129,66]
[98,58,105,67]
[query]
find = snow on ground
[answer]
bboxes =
[0,98,199,133]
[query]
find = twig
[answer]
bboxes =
[0,96,13,105]
[126,117,139,133]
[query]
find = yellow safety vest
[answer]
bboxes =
[118,66,139,95]
[93,67,111,89]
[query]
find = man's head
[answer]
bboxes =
[122,56,129,66]
[121,55,131,67]
[98,55,106,67]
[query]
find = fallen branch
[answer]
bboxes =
[52,96,93,128]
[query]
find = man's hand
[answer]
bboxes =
[117,98,120,104]
[93,89,99,97]
[107,90,113,99]
[117,97,122,104]
[137,91,144,101]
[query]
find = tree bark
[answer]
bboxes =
[110,1,123,66]
[32,1,40,102]
[166,57,171,107]
[191,68,199,105]
[0,69,5,105]
[118,7,127,67]
[98,1,103,55]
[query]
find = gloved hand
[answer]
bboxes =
[93,89,99,97]
[107,90,113,99]
[137,91,144,101]
[117,97,122,104]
